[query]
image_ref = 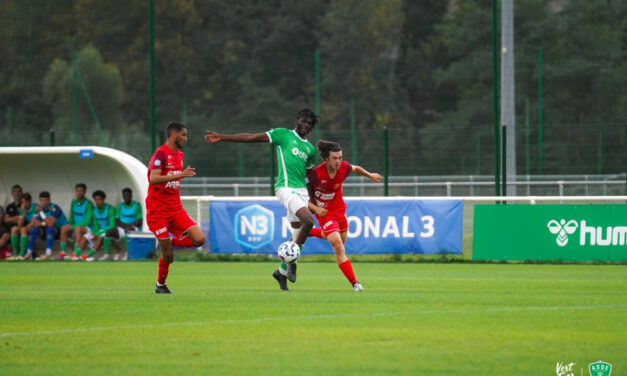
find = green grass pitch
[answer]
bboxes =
[1,262,625,375]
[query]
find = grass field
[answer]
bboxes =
[1,261,625,375]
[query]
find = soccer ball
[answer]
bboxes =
[277,241,300,263]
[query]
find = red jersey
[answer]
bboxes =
[307,161,352,215]
[146,144,184,210]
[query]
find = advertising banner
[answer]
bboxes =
[209,199,463,254]
[473,204,627,261]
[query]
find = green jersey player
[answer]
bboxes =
[205,108,320,291]
[58,183,94,259]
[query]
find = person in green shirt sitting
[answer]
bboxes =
[73,190,115,261]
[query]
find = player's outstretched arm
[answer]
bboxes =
[352,165,382,182]
[204,131,269,143]
[149,166,196,185]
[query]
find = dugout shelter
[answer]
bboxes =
[0,146,148,230]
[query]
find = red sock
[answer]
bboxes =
[338,260,356,284]
[309,228,323,238]
[157,257,170,284]
[172,236,194,248]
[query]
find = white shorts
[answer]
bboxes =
[113,226,138,239]
[84,227,99,249]
[275,187,309,222]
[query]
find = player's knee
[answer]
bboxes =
[301,216,314,230]
[10,226,18,235]
[192,235,206,247]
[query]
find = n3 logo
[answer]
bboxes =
[234,204,274,249]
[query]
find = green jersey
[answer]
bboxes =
[93,204,115,236]
[266,128,316,190]
[69,198,94,229]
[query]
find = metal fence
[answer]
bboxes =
[181,174,627,197]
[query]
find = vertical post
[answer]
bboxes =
[492,0,500,196]
[314,48,320,155]
[383,127,389,196]
[149,0,157,152]
[475,131,481,175]
[269,143,276,196]
[182,102,188,125]
[501,127,507,197]
[538,47,543,178]
[49,129,55,146]
[350,99,358,196]
[624,124,627,195]
[597,128,603,174]
[72,49,78,145]
[350,99,358,165]
[525,96,530,175]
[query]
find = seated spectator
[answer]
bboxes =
[5,185,23,255]
[74,190,115,261]
[27,191,68,261]
[102,187,143,261]
[9,193,38,259]
[58,183,94,260]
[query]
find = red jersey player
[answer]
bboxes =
[306,140,382,291]
[147,122,206,294]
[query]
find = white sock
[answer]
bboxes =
[46,248,52,256]
[156,282,166,286]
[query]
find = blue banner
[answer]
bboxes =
[209,199,463,254]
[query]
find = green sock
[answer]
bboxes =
[74,247,81,256]
[60,241,66,252]
[280,262,287,271]
[19,236,27,256]
[11,235,18,255]
[103,237,111,254]
[87,249,95,257]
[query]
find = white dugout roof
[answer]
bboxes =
[0,146,148,230]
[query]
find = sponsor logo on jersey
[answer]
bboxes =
[291,147,309,161]
[154,159,161,166]
[315,191,336,201]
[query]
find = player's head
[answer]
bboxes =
[92,190,106,208]
[294,108,318,137]
[122,187,133,204]
[75,183,87,199]
[11,184,22,201]
[166,121,187,149]
[21,192,31,207]
[318,139,342,170]
[39,191,51,209]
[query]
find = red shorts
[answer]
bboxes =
[147,207,197,240]
[317,213,348,235]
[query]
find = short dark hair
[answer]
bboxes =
[317,139,342,160]
[12,184,22,191]
[295,108,318,128]
[92,190,106,200]
[122,187,132,195]
[22,193,31,202]
[75,183,87,190]
[166,121,186,137]
[39,191,50,199]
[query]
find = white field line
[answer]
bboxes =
[1,304,625,338]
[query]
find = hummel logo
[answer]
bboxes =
[547,219,578,246]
